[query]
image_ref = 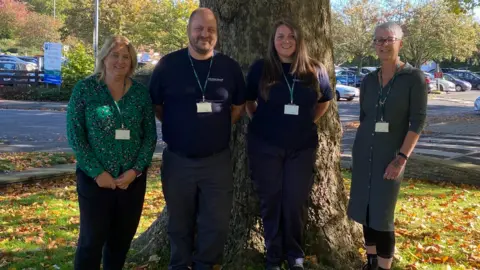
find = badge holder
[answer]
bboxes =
[284,103,299,115]
[115,124,131,140]
[375,116,389,133]
[197,95,212,113]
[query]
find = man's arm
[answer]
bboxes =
[231,104,245,124]
[245,100,257,119]
[155,105,163,122]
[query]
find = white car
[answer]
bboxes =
[336,83,359,101]
[475,97,480,112]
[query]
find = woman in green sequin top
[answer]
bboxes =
[67,36,157,269]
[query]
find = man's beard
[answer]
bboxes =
[190,37,213,55]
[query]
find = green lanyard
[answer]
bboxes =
[377,64,400,121]
[282,72,296,104]
[113,79,127,129]
[188,50,214,102]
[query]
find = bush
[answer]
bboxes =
[62,43,95,89]
[0,86,72,101]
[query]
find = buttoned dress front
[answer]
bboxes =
[347,64,427,232]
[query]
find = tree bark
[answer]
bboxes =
[131,0,363,269]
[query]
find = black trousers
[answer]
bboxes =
[248,134,315,266]
[161,148,233,270]
[74,168,146,270]
[363,207,396,258]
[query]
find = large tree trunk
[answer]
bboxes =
[131,1,363,269]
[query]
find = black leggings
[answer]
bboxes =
[363,207,395,258]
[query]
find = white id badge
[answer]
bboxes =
[196,102,213,113]
[115,129,131,140]
[375,122,389,133]
[284,104,299,115]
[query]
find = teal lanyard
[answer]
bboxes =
[377,64,400,121]
[188,51,214,102]
[113,79,127,129]
[282,72,296,104]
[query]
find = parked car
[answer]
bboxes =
[423,73,435,93]
[0,55,37,71]
[17,56,38,65]
[442,73,471,92]
[447,70,480,90]
[425,72,455,92]
[361,66,377,74]
[336,83,359,101]
[475,96,480,112]
[336,70,365,87]
[0,61,36,86]
[427,68,457,74]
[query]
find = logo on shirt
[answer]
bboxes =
[208,77,224,82]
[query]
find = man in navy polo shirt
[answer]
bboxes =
[149,7,246,270]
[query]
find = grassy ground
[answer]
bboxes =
[0,167,479,269]
[0,152,76,173]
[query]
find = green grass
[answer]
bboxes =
[342,169,480,270]
[0,168,478,269]
[0,152,76,173]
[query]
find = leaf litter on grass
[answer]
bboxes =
[0,152,76,173]
[0,165,164,269]
[342,172,480,270]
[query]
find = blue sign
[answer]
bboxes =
[44,42,63,85]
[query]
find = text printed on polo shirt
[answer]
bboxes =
[208,78,224,82]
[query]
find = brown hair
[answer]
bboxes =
[94,35,138,81]
[260,19,322,100]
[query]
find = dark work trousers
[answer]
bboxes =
[247,134,316,266]
[161,147,233,270]
[74,168,147,270]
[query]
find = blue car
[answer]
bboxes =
[442,73,471,92]
[447,70,480,90]
[335,70,364,87]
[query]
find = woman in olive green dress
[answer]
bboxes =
[67,36,157,270]
[347,22,427,270]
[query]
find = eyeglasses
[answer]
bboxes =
[373,37,400,46]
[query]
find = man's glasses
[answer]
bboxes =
[373,37,400,46]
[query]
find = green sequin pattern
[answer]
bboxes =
[67,75,157,178]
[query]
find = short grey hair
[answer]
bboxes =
[374,21,404,39]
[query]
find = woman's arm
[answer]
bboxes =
[384,71,427,180]
[66,81,105,179]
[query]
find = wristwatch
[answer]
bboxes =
[132,169,142,178]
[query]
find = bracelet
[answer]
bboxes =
[132,169,142,178]
[398,152,408,160]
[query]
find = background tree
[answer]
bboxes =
[331,0,382,70]
[401,0,478,67]
[18,12,61,50]
[24,0,72,21]
[130,0,363,269]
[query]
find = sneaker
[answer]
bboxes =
[289,258,304,270]
[266,265,281,270]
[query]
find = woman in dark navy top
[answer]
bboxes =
[246,19,333,270]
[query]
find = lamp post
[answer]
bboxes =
[93,0,99,60]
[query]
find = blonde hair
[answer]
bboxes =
[94,35,138,81]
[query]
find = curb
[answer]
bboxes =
[0,154,163,186]
[341,154,480,186]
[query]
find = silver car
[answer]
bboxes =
[336,83,359,101]
[425,72,455,92]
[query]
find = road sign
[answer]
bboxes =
[43,42,62,85]
[434,72,443,79]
